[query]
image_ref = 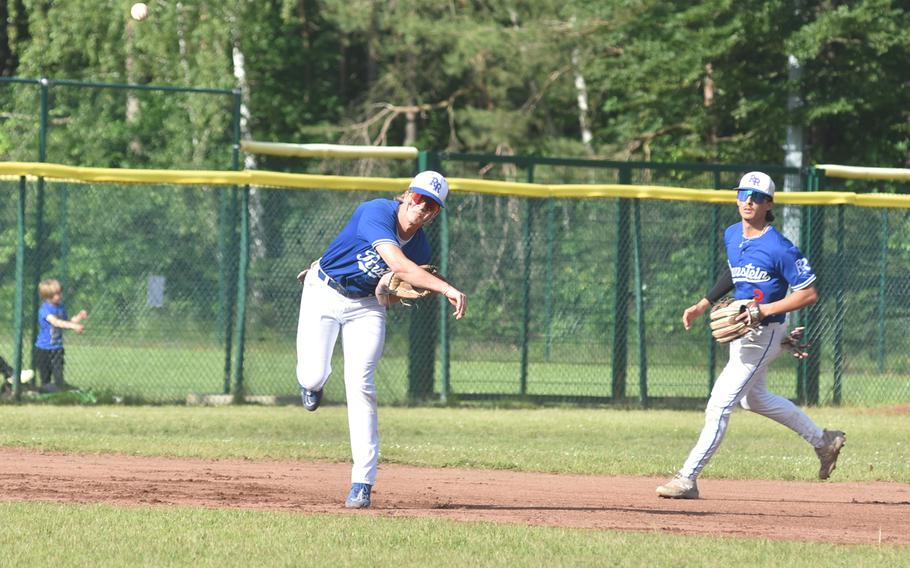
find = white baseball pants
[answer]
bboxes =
[296,268,387,485]
[679,322,825,480]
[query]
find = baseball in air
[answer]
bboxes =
[130,3,149,21]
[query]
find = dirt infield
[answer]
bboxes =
[1,447,908,545]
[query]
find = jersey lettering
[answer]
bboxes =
[357,249,388,279]
[731,263,771,283]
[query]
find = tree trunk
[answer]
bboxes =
[298,0,311,105]
[175,2,206,164]
[367,4,378,86]
[703,63,717,146]
[0,0,12,75]
[783,54,803,245]
[11,0,28,71]
[404,108,417,146]
[232,41,267,271]
[571,47,593,155]
[125,17,142,155]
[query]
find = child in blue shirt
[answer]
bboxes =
[35,279,87,392]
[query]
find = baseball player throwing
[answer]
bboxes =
[295,171,467,509]
[656,172,845,499]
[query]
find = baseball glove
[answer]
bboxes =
[781,326,810,359]
[386,265,441,302]
[709,297,762,343]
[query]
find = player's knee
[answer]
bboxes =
[741,392,772,413]
[704,401,730,423]
[296,363,330,390]
[349,384,377,408]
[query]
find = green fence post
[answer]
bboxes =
[632,198,647,407]
[13,177,27,401]
[544,196,555,361]
[222,89,242,394]
[797,171,812,404]
[408,151,440,401]
[519,165,535,396]
[232,185,251,399]
[800,168,823,406]
[877,209,888,374]
[29,78,49,363]
[612,166,632,400]
[434,153,451,402]
[833,204,845,405]
[708,172,722,392]
[30,180,45,352]
[808,175,824,406]
[218,188,231,394]
[438,201,451,402]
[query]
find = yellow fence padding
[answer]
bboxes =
[3,161,910,208]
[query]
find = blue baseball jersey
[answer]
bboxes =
[36,301,67,350]
[725,223,816,324]
[319,199,432,297]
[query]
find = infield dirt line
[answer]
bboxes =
[1,447,908,545]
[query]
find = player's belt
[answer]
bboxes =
[316,267,372,299]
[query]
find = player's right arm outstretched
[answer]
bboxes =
[682,299,711,330]
[682,265,733,330]
[375,243,467,319]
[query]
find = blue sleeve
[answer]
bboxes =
[357,202,398,249]
[779,245,816,290]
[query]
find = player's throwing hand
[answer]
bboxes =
[442,286,467,319]
[682,299,710,330]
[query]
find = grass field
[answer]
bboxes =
[0,404,908,566]
[1,502,907,568]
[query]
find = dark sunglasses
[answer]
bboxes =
[737,190,770,204]
[410,192,440,212]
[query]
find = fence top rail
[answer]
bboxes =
[241,141,419,160]
[0,77,42,85]
[0,76,236,95]
[439,152,802,175]
[817,164,910,182]
[3,161,910,208]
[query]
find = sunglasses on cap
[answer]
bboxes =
[737,190,771,204]
[410,192,440,212]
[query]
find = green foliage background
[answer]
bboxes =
[2,0,907,165]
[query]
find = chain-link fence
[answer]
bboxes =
[4,160,910,407]
[795,171,910,405]
[1,76,240,401]
[0,178,236,400]
[3,76,909,407]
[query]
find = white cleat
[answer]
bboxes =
[656,474,699,499]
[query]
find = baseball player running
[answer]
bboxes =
[656,171,845,499]
[296,171,467,509]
